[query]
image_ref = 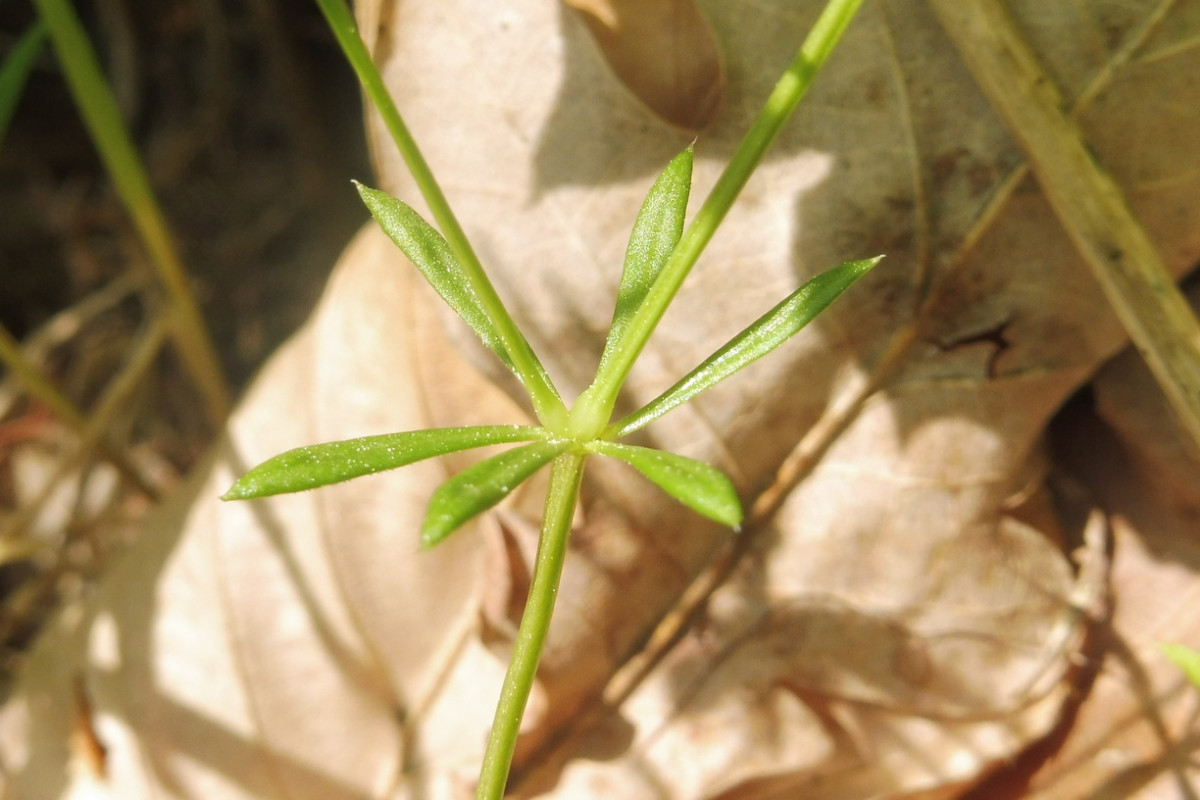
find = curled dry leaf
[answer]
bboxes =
[560,0,724,131]
[5,0,1200,798]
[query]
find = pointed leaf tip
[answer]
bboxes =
[1162,643,1200,689]
[354,182,512,368]
[589,440,742,528]
[597,146,695,373]
[609,254,883,437]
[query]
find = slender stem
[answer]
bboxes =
[0,322,157,496]
[32,0,231,428]
[314,0,567,428]
[475,452,585,800]
[0,323,87,431]
[577,0,868,427]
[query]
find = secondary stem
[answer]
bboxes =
[581,0,868,421]
[314,0,566,427]
[475,452,586,800]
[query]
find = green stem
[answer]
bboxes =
[578,0,868,426]
[475,451,585,800]
[314,0,566,428]
[32,0,231,428]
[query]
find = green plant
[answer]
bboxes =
[224,0,874,797]
[1162,643,1200,689]
[2,2,232,505]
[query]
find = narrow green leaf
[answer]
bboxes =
[588,440,741,528]
[1162,643,1200,689]
[355,182,512,368]
[222,425,546,500]
[608,256,882,438]
[0,21,46,147]
[422,439,570,547]
[597,146,693,373]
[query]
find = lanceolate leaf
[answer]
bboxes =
[221,425,546,500]
[597,146,693,374]
[588,440,741,528]
[422,439,571,548]
[608,256,882,437]
[356,182,513,368]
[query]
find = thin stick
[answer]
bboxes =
[0,321,158,498]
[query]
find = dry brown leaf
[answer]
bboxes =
[561,0,724,130]
[5,0,1200,798]
[972,282,1200,800]
[0,229,528,799]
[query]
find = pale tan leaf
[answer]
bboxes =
[561,0,724,130]
[979,283,1200,800]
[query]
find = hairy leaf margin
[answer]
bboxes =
[608,256,882,437]
[422,438,571,547]
[222,425,546,500]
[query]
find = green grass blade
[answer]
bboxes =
[357,182,512,368]
[0,21,46,147]
[1162,643,1200,689]
[588,440,741,528]
[598,146,693,373]
[32,0,230,426]
[422,439,570,548]
[609,256,881,438]
[222,425,546,500]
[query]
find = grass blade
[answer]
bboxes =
[597,146,693,373]
[33,0,230,426]
[222,425,546,500]
[588,440,741,528]
[0,21,46,147]
[356,182,512,367]
[422,439,570,548]
[609,256,880,437]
